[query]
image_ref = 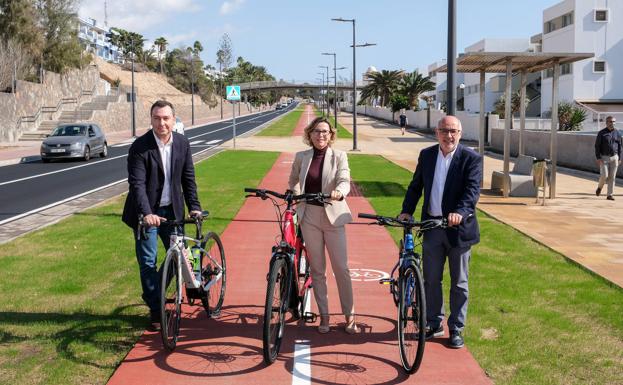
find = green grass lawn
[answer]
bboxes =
[0,150,279,385]
[255,104,305,136]
[349,154,623,385]
[1,151,621,385]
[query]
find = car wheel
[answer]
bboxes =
[83,146,90,161]
[100,143,108,158]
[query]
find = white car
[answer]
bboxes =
[173,117,185,135]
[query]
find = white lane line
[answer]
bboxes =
[189,140,204,145]
[187,110,279,140]
[206,139,221,145]
[0,155,126,187]
[292,340,311,385]
[0,178,127,226]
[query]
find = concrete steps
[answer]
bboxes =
[19,93,122,141]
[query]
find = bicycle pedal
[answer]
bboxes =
[303,312,317,323]
[379,278,394,285]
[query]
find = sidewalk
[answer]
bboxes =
[231,110,623,289]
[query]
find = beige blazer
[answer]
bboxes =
[288,146,353,227]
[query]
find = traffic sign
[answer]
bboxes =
[226,85,241,101]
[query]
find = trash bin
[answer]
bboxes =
[533,160,547,188]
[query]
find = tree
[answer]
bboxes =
[557,101,587,131]
[359,69,403,107]
[493,91,530,129]
[154,36,168,73]
[398,70,435,110]
[224,56,276,106]
[216,33,233,116]
[108,27,146,61]
[0,0,43,56]
[192,40,203,56]
[37,0,85,74]
[389,94,409,122]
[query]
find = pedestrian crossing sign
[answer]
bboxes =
[226,85,241,101]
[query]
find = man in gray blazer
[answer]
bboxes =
[399,116,482,349]
[122,100,202,330]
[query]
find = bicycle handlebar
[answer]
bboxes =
[244,187,331,203]
[136,210,210,240]
[358,213,447,230]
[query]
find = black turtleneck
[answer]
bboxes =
[305,146,327,195]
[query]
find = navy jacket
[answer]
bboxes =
[401,143,482,247]
[122,130,201,230]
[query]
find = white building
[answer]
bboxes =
[540,0,623,116]
[77,18,123,64]
[462,38,541,115]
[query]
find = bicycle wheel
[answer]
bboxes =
[297,247,312,320]
[263,257,290,364]
[160,251,182,351]
[398,264,426,374]
[200,232,226,317]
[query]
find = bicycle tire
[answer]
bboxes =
[263,257,290,364]
[160,250,182,351]
[398,264,426,374]
[390,241,405,307]
[298,247,312,319]
[200,232,226,318]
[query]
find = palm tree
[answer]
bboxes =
[154,36,167,73]
[399,70,435,110]
[192,40,203,57]
[359,69,403,107]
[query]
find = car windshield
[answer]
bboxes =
[51,126,86,136]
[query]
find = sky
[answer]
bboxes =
[79,0,563,84]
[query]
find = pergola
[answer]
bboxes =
[436,51,593,198]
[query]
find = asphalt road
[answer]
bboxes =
[0,104,296,225]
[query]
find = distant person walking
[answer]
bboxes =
[399,110,408,136]
[398,115,482,349]
[122,100,203,330]
[594,116,621,200]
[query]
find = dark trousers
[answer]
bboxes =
[422,228,471,332]
[132,205,176,314]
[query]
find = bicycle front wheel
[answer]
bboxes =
[200,232,226,318]
[398,264,426,374]
[160,251,182,351]
[263,258,290,364]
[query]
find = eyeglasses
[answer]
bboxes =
[312,129,331,136]
[437,128,461,136]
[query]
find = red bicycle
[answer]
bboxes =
[244,188,330,364]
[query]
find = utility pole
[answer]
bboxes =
[447,0,457,115]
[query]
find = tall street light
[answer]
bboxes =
[447,0,457,115]
[318,65,329,117]
[317,72,325,115]
[321,52,339,129]
[332,18,376,151]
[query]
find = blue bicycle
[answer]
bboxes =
[359,213,445,374]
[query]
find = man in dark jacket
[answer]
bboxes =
[594,116,621,200]
[122,100,202,329]
[399,115,482,349]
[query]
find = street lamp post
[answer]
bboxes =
[447,0,457,115]
[317,72,325,115]
[332,18,376,150]
[321,52,338,129]
[130,39,136,137]
[318,65,329,117]
[187,52,197,126]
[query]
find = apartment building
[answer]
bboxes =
[77,17,123,64]
[540,0,623,115]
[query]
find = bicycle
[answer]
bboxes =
[358,213,446,374]
[137,211,226,351]
[244,188,330,364]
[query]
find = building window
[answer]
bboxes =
[544,63,572,78]
[593,61,606,73]
[594,9,608,22]
[544,11,573,34]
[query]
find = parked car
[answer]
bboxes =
[173,117,185,135]
[40,123,108,162]
[275,103,284,110]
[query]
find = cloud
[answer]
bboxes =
[79,0,201,32]
[219,0,245,15]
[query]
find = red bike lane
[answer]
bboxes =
[107,152,492,385]
[292,104,314,136]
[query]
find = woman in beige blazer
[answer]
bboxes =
[288,117,358,334]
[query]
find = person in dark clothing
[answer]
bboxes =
[122,100,202,330]
[399,109,408,136]
[398,115,482,349]
[594,116,621,200]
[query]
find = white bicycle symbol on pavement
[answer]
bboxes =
[349,268,390,282]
